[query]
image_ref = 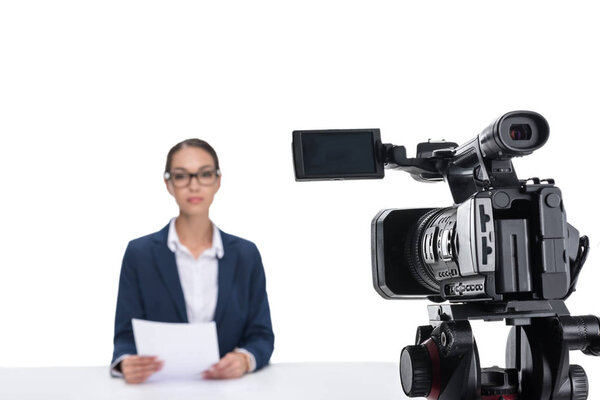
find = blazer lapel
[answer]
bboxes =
[214,230,238,324]
[151,224,188,322]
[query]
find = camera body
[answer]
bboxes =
[292,110,588,304]
[373,184,581,303]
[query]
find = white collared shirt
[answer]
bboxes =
[167,218,256,371]
[167,218,223,324]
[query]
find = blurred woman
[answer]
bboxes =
[111,139,274,383]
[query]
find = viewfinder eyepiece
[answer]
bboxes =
[479,110,549,158]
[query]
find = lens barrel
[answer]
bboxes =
[405,207,459,294]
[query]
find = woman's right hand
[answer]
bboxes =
[121,355,164,384]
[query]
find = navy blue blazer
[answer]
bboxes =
[112,223,274,371]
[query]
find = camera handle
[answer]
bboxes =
[382,140,522,205]
[400,301,600,399]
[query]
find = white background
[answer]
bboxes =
[1,0,600,395]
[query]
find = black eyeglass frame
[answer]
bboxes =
[164,168,222,187]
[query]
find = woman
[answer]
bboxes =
[111,139,274,383]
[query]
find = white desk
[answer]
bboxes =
[0,362,414,400]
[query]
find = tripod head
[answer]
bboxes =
[400,301,600,399]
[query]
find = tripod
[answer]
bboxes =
[400,300,600,400]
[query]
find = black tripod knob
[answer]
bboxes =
[400,345,432,397]
[569,364,588,400]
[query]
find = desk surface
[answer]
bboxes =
[0,362,415,400]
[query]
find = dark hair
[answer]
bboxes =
[165,139,220,173]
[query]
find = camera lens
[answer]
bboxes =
[405,207,458,294]
[509,124,532,141]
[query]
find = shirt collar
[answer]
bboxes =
[167,218,224,259]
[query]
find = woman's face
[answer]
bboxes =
[165,146,221,217]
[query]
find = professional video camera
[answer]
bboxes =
[292,111,600,400]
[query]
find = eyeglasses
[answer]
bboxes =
[164,168,221,188]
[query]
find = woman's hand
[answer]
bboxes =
[203,352,249,379]
[121,355,164,384]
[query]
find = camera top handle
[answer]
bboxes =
[383,110,550,204]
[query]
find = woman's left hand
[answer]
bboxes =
[203,352,248,379]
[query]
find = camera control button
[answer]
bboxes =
[545,193,561,208]
[493,191,511,208]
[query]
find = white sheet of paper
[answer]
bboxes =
[132,319,220,381]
